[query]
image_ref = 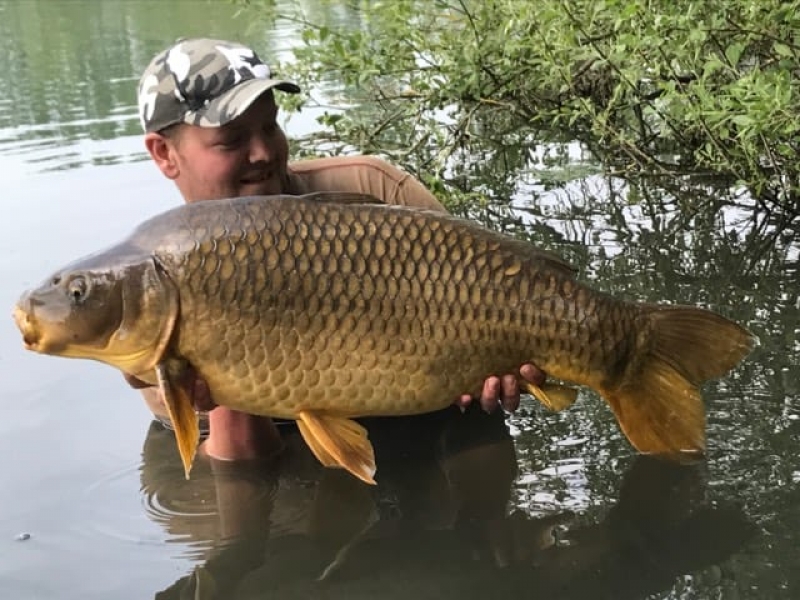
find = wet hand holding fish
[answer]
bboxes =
[13,192,755,483]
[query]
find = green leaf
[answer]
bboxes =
[725,42,745,66]
[774,42,793,58]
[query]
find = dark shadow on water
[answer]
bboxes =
[140,407,756,600]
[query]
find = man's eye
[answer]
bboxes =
[218,132,245,147]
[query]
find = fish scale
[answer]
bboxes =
[13,192,755,483]
[159,198,556,417]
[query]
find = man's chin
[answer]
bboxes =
[238,181,283,197]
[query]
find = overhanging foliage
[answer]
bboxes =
[239,0,800,224]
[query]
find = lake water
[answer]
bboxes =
[0,1,798,599]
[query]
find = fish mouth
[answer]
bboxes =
[12,305,41,351]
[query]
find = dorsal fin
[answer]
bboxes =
[300,191,576,277]
[495,236,578,278]
[299,191,386,205]
[526,247,577,277]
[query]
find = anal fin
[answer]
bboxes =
[156,362,200,479]
[523,382,579,412]
[297,411,376,485]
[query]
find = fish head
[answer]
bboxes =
[13,251,179,376]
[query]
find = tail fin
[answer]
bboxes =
[600,305,756,456]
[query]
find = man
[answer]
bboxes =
[133,37,545,462]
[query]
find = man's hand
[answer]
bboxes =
[124,371,279,461]
[123,369,217,411]
[122,372,153,390]
[455,363,546,413]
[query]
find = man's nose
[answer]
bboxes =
[248,130,274,163]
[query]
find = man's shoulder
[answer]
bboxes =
[287,155,446,211]
[288,155,404,180]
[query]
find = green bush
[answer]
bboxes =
[239,0,800,223]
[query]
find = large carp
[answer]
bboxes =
[13,193,754,483]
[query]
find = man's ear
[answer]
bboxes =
[144,132,179,179]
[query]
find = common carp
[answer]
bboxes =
[13,192,755,483]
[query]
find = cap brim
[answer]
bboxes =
[184,78,301,128]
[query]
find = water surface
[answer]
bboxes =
[0,1,798,599]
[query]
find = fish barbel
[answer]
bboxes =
[12,193,755,483]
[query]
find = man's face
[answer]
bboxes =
[162,93,290,203]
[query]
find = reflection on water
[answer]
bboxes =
[138,408,754,600]
[0,0,310,177]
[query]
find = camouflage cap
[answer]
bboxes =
[137,38,300,133]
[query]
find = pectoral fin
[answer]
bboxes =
[297,411,376,485]
[523,382,579,412]
[156,362,199,480]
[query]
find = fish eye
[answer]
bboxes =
[67,277,88,304]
